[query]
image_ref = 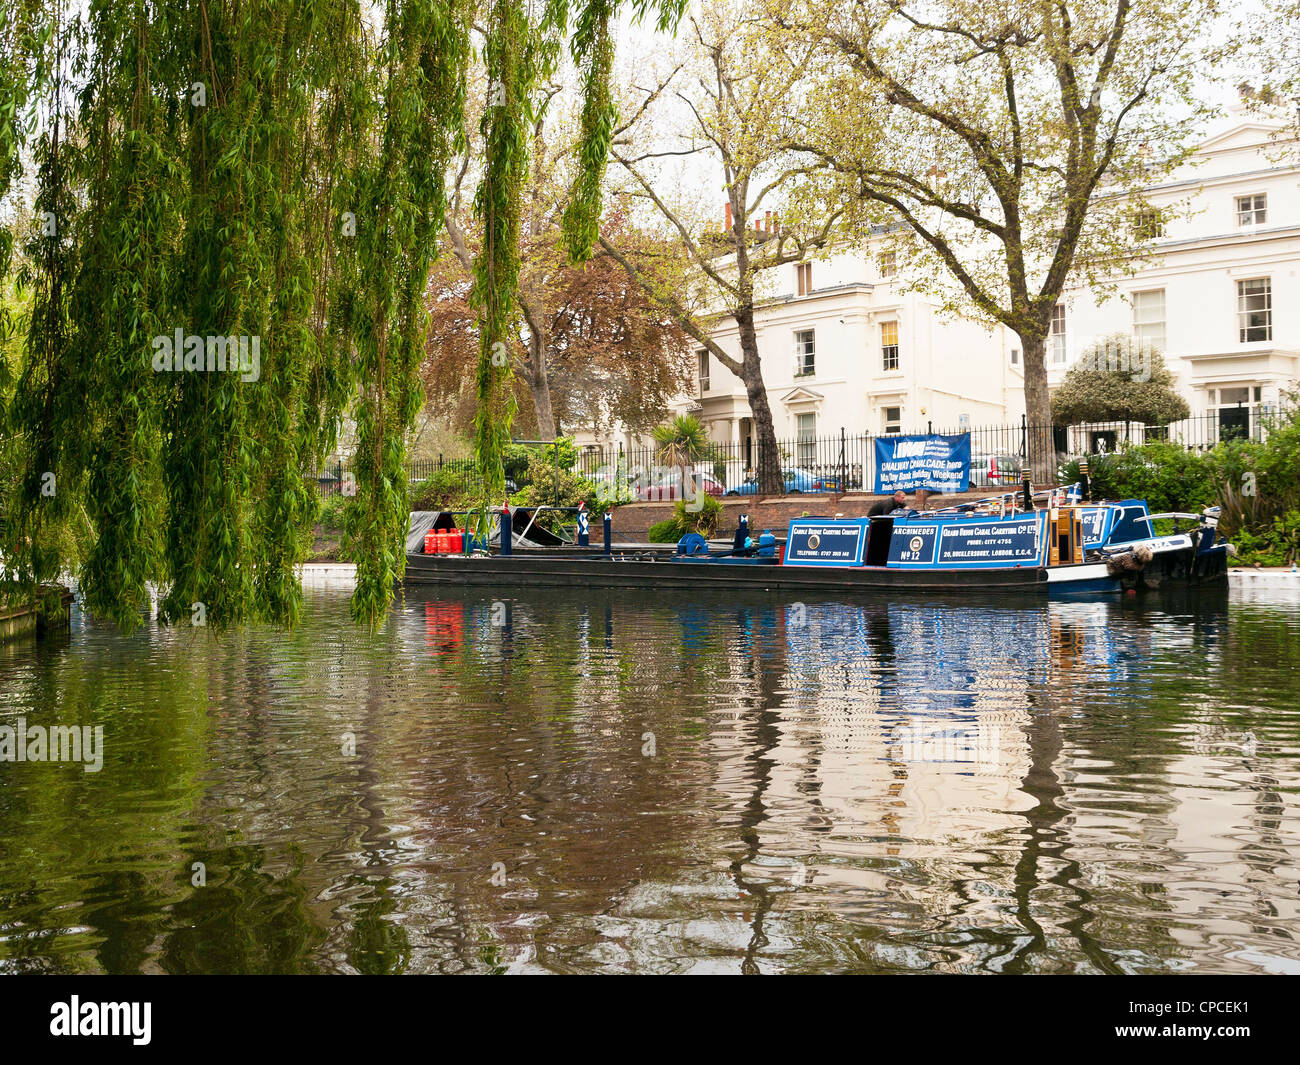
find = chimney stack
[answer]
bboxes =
[724,202,732,232]
[764,210,771,232]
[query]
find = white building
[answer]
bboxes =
[687,240,1022,466]
[1055,111,1300,443]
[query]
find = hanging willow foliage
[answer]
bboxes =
[0,0,683,631]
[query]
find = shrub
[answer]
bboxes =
[647,494,723,543]
[513,454,611,534]
[503,437,578,488]
[409,466,479,512]
[1061,442,1213,514]
[1058,401,1300,564]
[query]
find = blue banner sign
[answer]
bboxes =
[874,433,971,493]
[887,523,938,565]
[935,514,1044,568]
[785,518,870,566]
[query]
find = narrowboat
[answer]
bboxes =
[401,497,1230,596]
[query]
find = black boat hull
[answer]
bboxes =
[402,552,1057,592]
[1127,543,1230,590]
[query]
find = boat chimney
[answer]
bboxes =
[1078,459,1091,503]
[1021,466,1033,511]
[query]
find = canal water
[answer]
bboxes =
[1,585,1298,974]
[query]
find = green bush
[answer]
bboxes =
[647,495,723,543]
[1203,407,1300,564]
[513,454,611,534]
[503,437,578,488]
[410,466,479,512]
[1059,402,1300,564]
[1061,442,1214,514]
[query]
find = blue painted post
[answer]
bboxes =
[603,512,612,555]
[577,508,590,547]
[499,506,512,556]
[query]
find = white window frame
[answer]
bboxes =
[881,320,900,372]
[883,405,902,434]
[1236,193,1267,228]
[696,349,710,393]
[1050,303,1067,365]
[1133,208,1164,240]
[793,329,815,376]
[880,251,897,278]
[795,262,812,296]
[1131,288,1166,350]
[1237,278,1272,343]
[796,412,816,464]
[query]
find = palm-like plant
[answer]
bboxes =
[652,414,712,496]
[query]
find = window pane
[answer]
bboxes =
[1051,304,1066,363]
[1237,194,1267,226]
[881,321,899,371]
[1132,289,1165,349]
[795,329,815,374]
[1237,279,1272,342]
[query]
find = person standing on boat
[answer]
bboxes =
[868,491,908,516]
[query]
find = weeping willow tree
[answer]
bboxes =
[0,0,683,630]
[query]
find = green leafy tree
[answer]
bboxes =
[779,0,1225,479]
[0,0,686,631]
[1050,335,1190,425]
[600,2,852,495]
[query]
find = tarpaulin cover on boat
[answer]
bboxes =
[406,509,574,552]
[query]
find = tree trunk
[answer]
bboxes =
[736,307,784,495]
[1019,331,1055,486]
[527,331,556,439]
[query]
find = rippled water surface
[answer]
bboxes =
[2,584,1299,974]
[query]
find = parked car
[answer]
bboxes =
[632,469,726,501]
[726,467,842,495]
[969,451,1023,489]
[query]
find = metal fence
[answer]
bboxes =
[574,404,1290,495]
[312,404,1289,497]
[313,455,477,496]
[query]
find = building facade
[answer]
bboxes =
[1054,113,1300,443]
[686,244,1023,468]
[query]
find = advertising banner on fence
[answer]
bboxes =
[874,433,971,494]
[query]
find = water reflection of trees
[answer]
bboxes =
[6,585,1300,974]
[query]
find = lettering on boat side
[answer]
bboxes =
[889,524,938,565]
[888,513,1046,568]
[937,517,1041,565]
[1079,507,1110,546]
[786,520,869,566]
